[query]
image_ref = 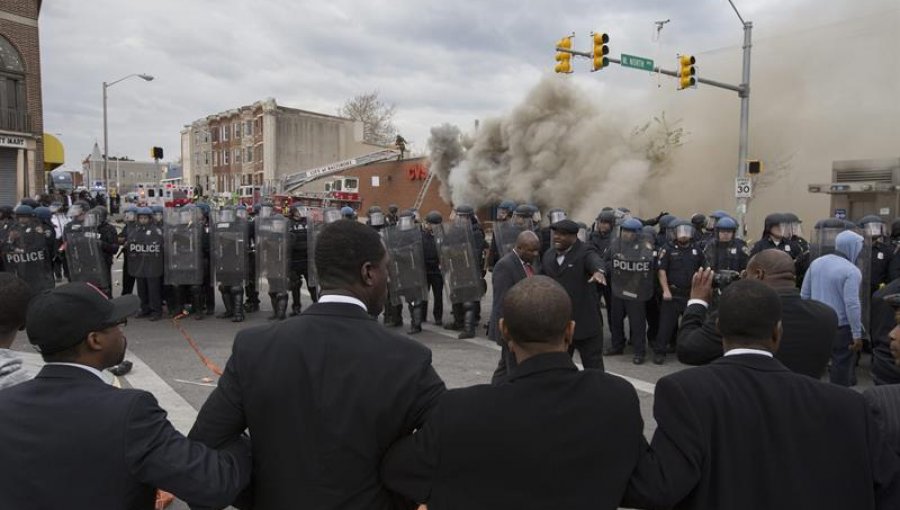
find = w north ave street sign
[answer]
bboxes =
[735,177,753,198]
[621,54,654,71]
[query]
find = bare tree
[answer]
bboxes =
[339,91,397,146]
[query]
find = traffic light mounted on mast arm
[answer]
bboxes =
[591,32,609,71]
[678,54,696,89]
[555,35,573,74]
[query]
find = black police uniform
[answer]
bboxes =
[450,220,487,332]
[749,236,801,259]
[119,221,136,296]
[704,238,750,272]
[422,227,443,324]
[655,240,706,357]
[288,215,317,315]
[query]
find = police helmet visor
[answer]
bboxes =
[718,230,734,242]
[153,212,163,222]
[323,209,342,224]
[621,230,636,242]
[235,208,248,220]
[82,212,99,227]
[864,222,886,238]
[790,222,803,238]
[178,209,194,224]
[369,212,385,227]
[548,211,567,224]
[124,211,136,222]
[577,228,587,242]
[706,216,719,230]
[67,204,84,218]
[674,224,695,241]
[218,208,235,223]
[496,209,509,221]
[260,205,273,218]
[292,206,308,218]
[398,215,415,230]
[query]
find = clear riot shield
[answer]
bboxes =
[494,216,534,259]
[384,219,428,306]
[306,207,325,289]
[65,214,110,291]
[609,231,656,301]
[810,219,852,260]
[211,208,248,287]
[3,221,54,292]
[859,232,873,338]
[164,206,203,286]
[256,214,290,294]
[435,219,485,304]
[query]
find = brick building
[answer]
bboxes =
[181,98,379,195]
[0,0,43,204]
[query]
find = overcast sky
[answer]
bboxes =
[39,0,891,169]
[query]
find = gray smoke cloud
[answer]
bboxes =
[428,76,684,222]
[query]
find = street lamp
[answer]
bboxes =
[103,73,154,210]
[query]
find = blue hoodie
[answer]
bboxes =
[800,230,863,337]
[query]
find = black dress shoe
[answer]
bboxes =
[653,353,666,365]
[603,347,624,356]
[109,360,133,376]
[633,355,645,365]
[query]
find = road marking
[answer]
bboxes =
[122,349,199,434]
[174,378,218,388]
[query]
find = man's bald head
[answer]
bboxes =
[514,230,541,263]
[746,249,796,287]
[501,276,572,345]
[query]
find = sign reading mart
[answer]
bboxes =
[0,135,26,149]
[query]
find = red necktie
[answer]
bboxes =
[523,263,534,277]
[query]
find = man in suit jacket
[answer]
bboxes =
[489,230,541,383]
[189,219,446,509]
[0,282,250,509]
[381,276,645,509]
[865,290,900,456]
[625,280,900,510]
[540,219,607,370]
[677,250,837,378]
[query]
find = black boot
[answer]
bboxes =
[309,286,319,303]
[268,294,279,320]
[276,295,289,321]
[407,303,423,335]
[232,291,245,322]
[191,288,204,320]
[458,307,477,339]
[216,288,234,319]
[391,304,403,327]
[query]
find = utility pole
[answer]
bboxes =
[735,18,753,238]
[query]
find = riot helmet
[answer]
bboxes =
[620,217,643,241]
[34,206,52,223]
[783,212,803,238]
[763,213,789,240]
[708,210,730,230]
[859,215,887,239]
[68,201,90,219]
[512,204,534,228]
[235,205,249,220]
[367,205,383,216]
[369,210,386,228]
[529,204,542,224]
[576,221,588,242]
[93,206,109,225]
[196,202,210,218]
[341,206,355,219]
[0,205,13,220]
[670,219,695,244]
[497,200,516,221]
[658,214,675,235]
[14,204,35,217]
[136,207,153,225]
[547,208,567,225]
[715,216,738,242]
[690,213,707,232]
[387,204,399,215]
[425,210,443,225]
[290,204,308,220]
[150,205,163,223]
[124,206,138,223]
[398,211,416,231]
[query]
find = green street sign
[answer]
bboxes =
[621,54,654,72]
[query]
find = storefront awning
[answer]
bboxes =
[43,133,64,172]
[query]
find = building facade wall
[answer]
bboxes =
[0,0,43,199]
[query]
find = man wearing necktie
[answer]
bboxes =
[489,230,542,382]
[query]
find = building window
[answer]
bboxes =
[203,130,210,143]
[223,126,229,141]
[234,122,241,139]
[245,120,253,136]
[245,147,253,162]
[212,151,218,166]
[234,148,241,164]
[223,150,230,165]
[0,36,26,133]
[211,128,219,143]
[204,151,210,165]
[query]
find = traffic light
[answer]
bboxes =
[748,160,762,174]
[677,54,696,89]
[555,36,573,74]
[151,146,164,160]
[591,32,609,71]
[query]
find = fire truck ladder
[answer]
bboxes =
[411,169,436,212]
[280,148,400,194]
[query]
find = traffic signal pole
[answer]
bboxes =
[556,10,753,236]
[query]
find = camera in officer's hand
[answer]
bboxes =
[712,270,741,289]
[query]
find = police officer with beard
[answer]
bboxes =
[288,204,317,315]
[127,208,164,321]
[655,218,706,365]
[703,216,749,272]
[422,210,444,326]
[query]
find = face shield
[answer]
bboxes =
[218,208,235,223]
[531,210,542,224]
[496,209,510,221]
[82,212,99,227]
[291,206,308,220]
[179,209,195,225]
[323,208,342,224]
[790,222,803,238]
[124,210,136,223]
[369,212,385,227]
[621,229,637,242]
[235,208,248,220]
[864,222,886,238]
[398,215,416,231]
[548,210,567,224]
[153,212,164,223]
[768,223,786,239]
[577,227,587,242]
[260,205,273,218]
[67,204,85,219]
[706,216,719,230]
[717,229,735,242]
[674,224,695,242]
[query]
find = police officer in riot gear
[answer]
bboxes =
[119,205,138,296]
[422,210,444,325]
[487,200,517,269]
[655,218,706,364]
[384,210,429,335]
[163,204,206,319]
[367,206,400,325]
[750,213,801,259]
[691,213,713,248]
[213,206,249,322]
[341,206,356,220]
[603,218,655,364]
[386,204,400,226]
[256,204,291,321]
[704,216,749,272]
[288,204,317,315]
[2,205,55,292]
[441,205,487,339]
[150,205,164,225]
[127,207,165,320]
[195,202,215,317]
[239,205,260,313]
[859,215,893,294]
[93,206,120,293]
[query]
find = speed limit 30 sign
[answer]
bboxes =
[735,177,753,198]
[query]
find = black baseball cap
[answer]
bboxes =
[26,283,139,355]
[550,219,580,235]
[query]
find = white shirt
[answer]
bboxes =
[317,294,367,312]
[723,348,773,358]
[45,362,109,382]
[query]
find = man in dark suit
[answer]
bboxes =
[381,276,645,509]
[625,279,900,510]
[0,282,250,509]
[489,230,541,383]
[541,219,607,370]
[189,219,446,509]
[677,249,837,378]
[865,291,900,456]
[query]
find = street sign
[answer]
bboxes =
[735,177,752,198]
[621,54,654,71]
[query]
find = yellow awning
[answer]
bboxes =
[43,133,64,171]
